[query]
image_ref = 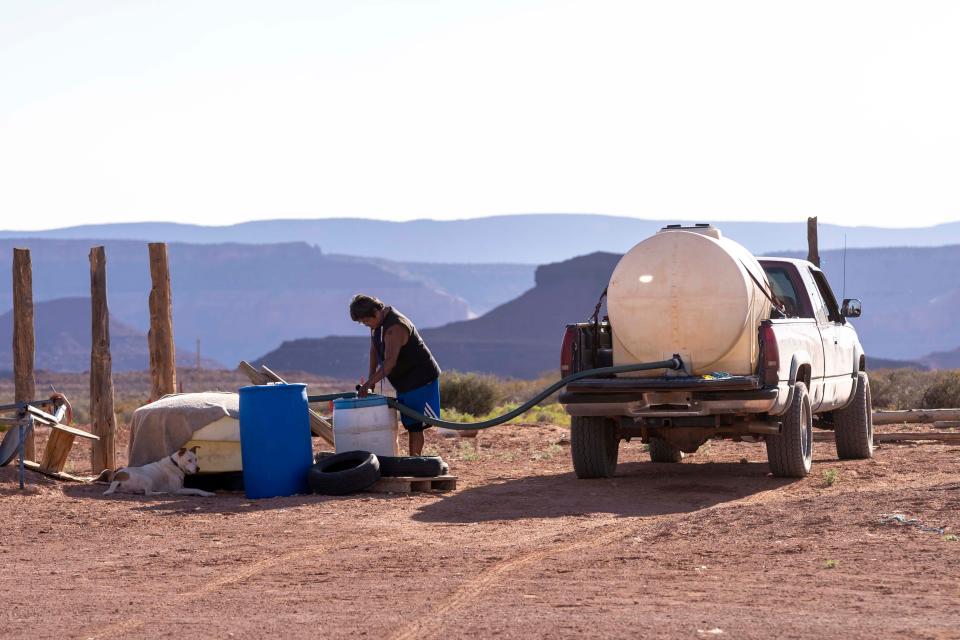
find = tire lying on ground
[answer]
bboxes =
[377,455,449,477]
[308,450,381,495]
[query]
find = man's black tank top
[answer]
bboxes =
[373,307,441,393]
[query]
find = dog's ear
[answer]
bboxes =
[189,446,199,453]
[177,447,187,457]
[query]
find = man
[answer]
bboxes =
[350,294,441,456]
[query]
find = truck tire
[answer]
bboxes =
[648,437,684,463]
[571,416,619,479]
[833,372,874,460]
[765,382,813,478]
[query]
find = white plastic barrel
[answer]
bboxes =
[332,395,399,456]
[607,226,771,376]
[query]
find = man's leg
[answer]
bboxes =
[409,429,425,456]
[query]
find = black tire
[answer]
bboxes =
[833,372,874,460]
[308,450,381,495]
[570,415,619,479]
[766,382,813,478]
[648,437,684,463]
[377,455,448,477]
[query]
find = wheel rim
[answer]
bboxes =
[801,397,812,464]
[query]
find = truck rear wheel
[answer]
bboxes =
[648,437,684,463]
[833,372,874,460]
[571,416,619,479]
[766,382,813,478]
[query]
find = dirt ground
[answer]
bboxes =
[2,422,959,640]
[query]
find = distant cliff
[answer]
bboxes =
[0,297,214,372]
[256,252,619,378]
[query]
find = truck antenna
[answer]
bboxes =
[842,234,847,300]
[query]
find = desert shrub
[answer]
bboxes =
[495,372,562,405]
[921,371,960,408]
[869,368,932,410]
[440,371,500,416]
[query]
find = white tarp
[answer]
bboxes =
[127,392,239,467]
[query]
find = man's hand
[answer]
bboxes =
[357,378,371,398]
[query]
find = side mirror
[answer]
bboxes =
[841,298,862,318]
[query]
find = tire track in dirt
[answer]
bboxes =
[82,541,330,639]
[388,519,643,640]
[388,486,805,640]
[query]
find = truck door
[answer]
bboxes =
[807,268,856,410]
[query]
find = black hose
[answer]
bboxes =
[307,356,682,431]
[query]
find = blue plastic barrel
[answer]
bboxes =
[238,383,313,499]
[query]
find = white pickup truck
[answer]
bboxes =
[559,225,872,478]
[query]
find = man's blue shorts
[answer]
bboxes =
[396,378,441,433]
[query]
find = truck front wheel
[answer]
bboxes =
[765,382,813,478]
[571,416,619,479]
[833,372,874,460]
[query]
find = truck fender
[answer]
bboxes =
[788,352,812,386]
[834,346,865,411]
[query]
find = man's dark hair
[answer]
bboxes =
[349,294,385,321]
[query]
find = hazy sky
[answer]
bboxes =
[1,1,958,230]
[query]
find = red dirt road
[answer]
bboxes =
[2,424,959,639]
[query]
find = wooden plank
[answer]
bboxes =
[21,460,96,483]
[148,242,177,400]
[89,246,118,474]
[12,247,36,461]
[933,421,960,429]
[873,409,960,425]
[807,216,820,268]
[49,422,99,440]
[365,475,457,494]
[813,431,960,443]
[875,432,960,443]
[238,361,335,446]
[39,429,75,474]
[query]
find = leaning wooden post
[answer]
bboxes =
[89,247,117,473]
[806,216,820,267]
[148,243,176,400]
[12,248,36,460]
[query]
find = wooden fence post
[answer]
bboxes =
[807,216,820,267]
[148,243,176,400]
[12,248,36,460]
[90,247,117,473]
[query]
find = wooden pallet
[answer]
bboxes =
[366,475,457,494]
[813,431,960,443]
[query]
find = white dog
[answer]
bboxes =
[103,446,215,497]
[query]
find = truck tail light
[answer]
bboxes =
[560,326,576,375]
[760,323,780,386]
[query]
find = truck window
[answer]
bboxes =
[809,269,842,323]
[762,265,810,318]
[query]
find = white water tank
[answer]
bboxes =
[332,395,399,457]
[607,225,771,376]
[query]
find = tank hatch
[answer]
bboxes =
[658,223,722,239]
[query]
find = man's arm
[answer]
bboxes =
[360,325,409,395]
[368,339,378,382]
